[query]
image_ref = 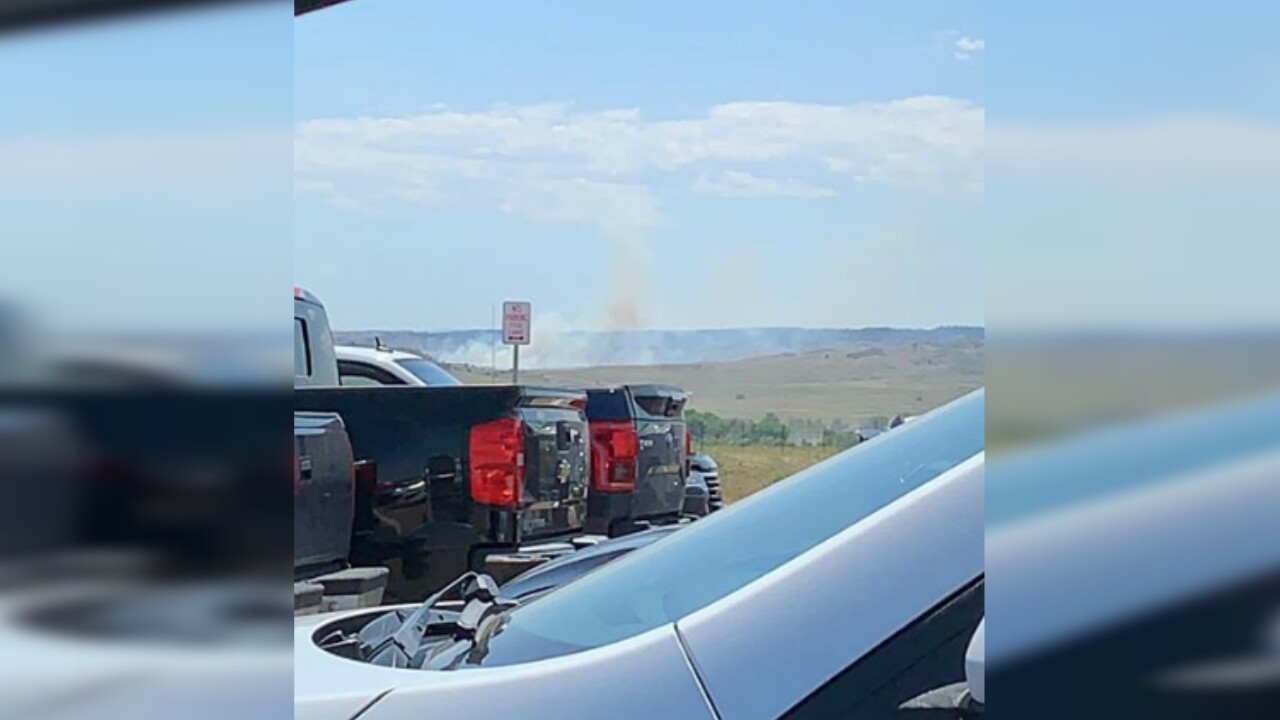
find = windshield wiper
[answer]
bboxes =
[428,603,511,670]
[358,572,518,668]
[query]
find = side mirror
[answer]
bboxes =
[899,619,984,717]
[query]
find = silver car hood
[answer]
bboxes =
[294,604,714,720]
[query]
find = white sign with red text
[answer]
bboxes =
[502,301,531,345]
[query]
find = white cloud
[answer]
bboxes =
[954,36,985,61]
[694,170,836,199]
[296,96,984,226]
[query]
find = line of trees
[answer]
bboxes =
[686,410,863,448]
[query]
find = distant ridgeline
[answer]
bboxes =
[333,326,984,369]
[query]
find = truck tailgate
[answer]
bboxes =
[516,394,590,540]
[629,385,688,521]
[294,411,354,578]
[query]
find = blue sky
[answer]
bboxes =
[0,2,292,333]
[988,1,1280,120]
[294,0,985,331]
[5,1,1275,336]
[986,1,1280,332]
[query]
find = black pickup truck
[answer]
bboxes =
[584,384,690,536]
[294,386,591,600]
[293,289,591,600]
[294,288,362,584]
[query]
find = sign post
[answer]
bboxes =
[501,301,531,384]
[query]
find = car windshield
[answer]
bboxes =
[473,389,984,666]
[396,358,462,386]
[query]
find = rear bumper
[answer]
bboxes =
[481,533,607,582]
[633,475,687,521]
[588,476,687,531]
[682,486,710,517]
[585,491,631,535]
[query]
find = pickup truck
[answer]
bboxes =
[583,384,690,536]
[294,296,592,601]
[334,350,699,540]
[294,288,361,583]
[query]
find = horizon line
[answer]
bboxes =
[332,324,988,334]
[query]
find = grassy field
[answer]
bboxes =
[452,339,983,429]
[703,443,845,504]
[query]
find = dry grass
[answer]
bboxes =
[452,340,983,428]
[702,443,845,504]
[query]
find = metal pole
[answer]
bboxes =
[512,345,520,385]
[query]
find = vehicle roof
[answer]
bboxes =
[335,345,426,363]
[293,286,323,307]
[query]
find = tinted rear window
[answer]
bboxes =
[584,389,631,422]
[632,394,685,418]
[395,358,462,386]
[293,319,310,377]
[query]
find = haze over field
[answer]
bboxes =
[335,326,983,370]
[336,326,984,428]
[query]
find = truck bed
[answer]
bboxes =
[293,385,590,599]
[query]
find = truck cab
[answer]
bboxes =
[294,287,340,389]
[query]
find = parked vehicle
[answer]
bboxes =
[294,389,985,720]
[294,383,591,599]
[295,287,340,389]
[294,288,360,584]
[295,297,592,600]
[687,451,724,513]
[682,471,711,517]
[583,384,689,536]
[335,344,463,387]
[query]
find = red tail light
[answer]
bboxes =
[590,420,639,492]
[469,417,525,507]
[685,429,693,457]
